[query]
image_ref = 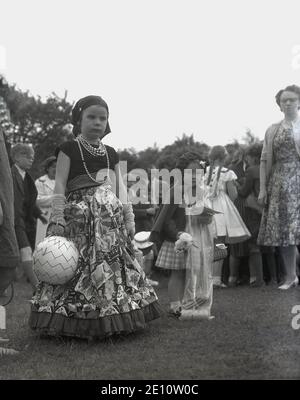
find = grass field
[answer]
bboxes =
[0,275,299,380]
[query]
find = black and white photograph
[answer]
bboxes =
[0,0,299,383]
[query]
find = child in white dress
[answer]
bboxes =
[35,157,56,246]
[205,146,251,287]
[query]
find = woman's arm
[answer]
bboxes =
[258,130,269,205]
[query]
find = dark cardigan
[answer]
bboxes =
[150,185,186,249]
[11,164,42,250]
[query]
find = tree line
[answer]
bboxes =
[0,75,261,179]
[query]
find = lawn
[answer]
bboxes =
[0,274,299,380]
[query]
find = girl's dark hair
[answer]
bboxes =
[245,143,263,163]
[208,145,226,163]
[44,156,57,173]
[275,84,300,108]
[175,152,205,173]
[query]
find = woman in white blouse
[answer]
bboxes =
[35,156,56,246]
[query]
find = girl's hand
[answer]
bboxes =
[126,223,135,240]
[178,232,193,242]
[198,214,213,225]
[258,189,267,206]
[47,223,65,237]
[146,207,157,216]
[175,232,193,253]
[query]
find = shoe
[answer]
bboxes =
[168,303,182,318]
[213,282,227,289]
[168,308,182,319]
[0,347,19,355]
[267,280,278,287]
[147,279,159,287]
[227,281,237,288]
[278,277,299,290]
[250,281,265,288]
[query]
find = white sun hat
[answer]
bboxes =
[133,231,153,249]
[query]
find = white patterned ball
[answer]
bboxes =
[33,236,79,285]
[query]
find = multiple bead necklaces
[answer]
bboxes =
[76,134,110,184]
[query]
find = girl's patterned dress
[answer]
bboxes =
[258,125,300,246]
[29,143,162,339]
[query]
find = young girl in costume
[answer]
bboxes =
[151,152,215,319]
[29,95,162,339]
[205,146,251,287]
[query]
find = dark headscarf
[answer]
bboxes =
[71,95,111,137]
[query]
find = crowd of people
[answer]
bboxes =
[0,84,300,342]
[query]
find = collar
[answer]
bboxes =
[282,116,300,144]
[15,164,26,180]
[37,174,55,186]
[282,115,300,129]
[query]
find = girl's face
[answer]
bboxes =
[186,160,202,187]
[245,155,257,167]
[80,105,108,141]
[47,162,57,180]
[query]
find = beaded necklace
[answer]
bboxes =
[77,134,106,156]
[76,137,110,184]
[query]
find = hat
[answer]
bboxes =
[133,231,153,249]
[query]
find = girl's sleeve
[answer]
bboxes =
[35,180,53,207]
[223,169,237,182]
[259,127,270,192]
[55,141,74,159]
[105,146,119,169]
[113,148,120,165]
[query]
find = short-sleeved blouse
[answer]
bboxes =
[205,166,237,193]
[56,140,119,183]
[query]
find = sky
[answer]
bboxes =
[1,0,300,151]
